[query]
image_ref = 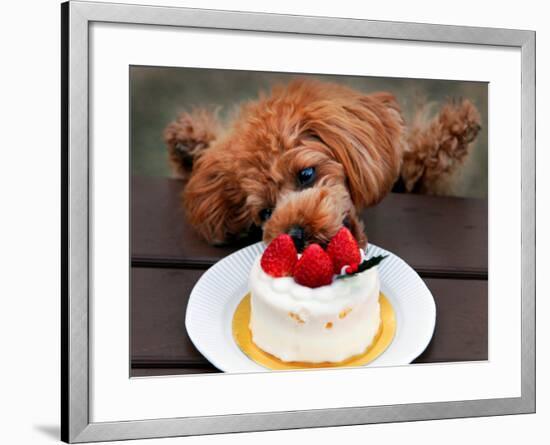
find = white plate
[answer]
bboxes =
[186,242,436,373]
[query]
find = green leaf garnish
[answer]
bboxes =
[336,254,387,280]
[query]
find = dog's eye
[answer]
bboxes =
[259,208,273,222]
[297,167,316,188]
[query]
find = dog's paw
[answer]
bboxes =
[163,109,220,180]
[438,99,482,159]
[402,98,482,194]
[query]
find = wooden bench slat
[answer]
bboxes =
[131,268,207,365]
[131,268,487,374]
[132,176,487,276]
[132,368,218,377]
[362,194,488,278]
[414,278,488,363]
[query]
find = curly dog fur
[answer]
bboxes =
[164,78,481,248]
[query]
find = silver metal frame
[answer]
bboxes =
[61,1,535,442]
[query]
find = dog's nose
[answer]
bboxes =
[343,215,351,229]
[288,226,306,252]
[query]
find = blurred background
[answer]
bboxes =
[130,66,488,198]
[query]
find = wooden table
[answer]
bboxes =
[131,176,488,376]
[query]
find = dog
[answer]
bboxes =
[164,78,481,250]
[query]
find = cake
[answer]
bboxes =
[248,228,385,363]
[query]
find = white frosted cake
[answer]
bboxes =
[248,257,381,363]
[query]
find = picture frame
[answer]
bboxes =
[61,1,535,442]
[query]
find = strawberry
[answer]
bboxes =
[294,244,334,288]
[326,227,362,274]
[261,234,298,277]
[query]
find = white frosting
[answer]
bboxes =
[248,257,381,363]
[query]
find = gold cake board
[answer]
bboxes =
[232,292,396,370]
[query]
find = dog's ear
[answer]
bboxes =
[183,143,249,245]
[164,108,220,182]
[309,92,404,207]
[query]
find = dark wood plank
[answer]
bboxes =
[131,177,242,268]
[131,368,218,377]
[131,267,213,367]
[132,176,487,276]
[131,268,487,374]
[362,196,487,278]
[414,278,488,363]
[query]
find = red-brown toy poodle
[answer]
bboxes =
[164,78,480,249]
